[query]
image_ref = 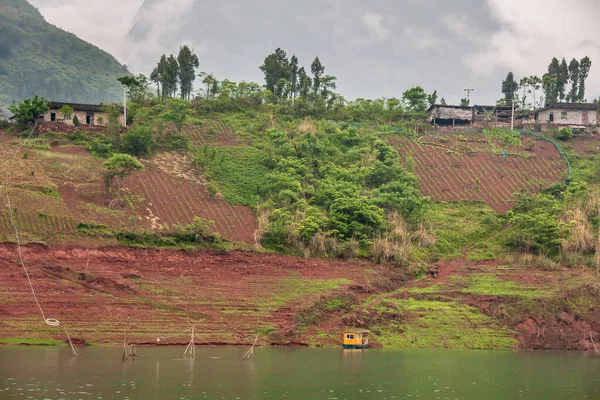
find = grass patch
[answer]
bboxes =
[460,274,555,298]
[192,146,267,206]
[0,338,66,346]
[419,202,502,260]
[22,138,51,150]
[371,298,516,349]
[265,276,352,310]
[483,128,523,146]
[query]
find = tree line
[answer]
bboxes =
[118,47,443,121]
[500,56,592,109]
[150,45,200,101]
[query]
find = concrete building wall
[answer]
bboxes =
[42,109,125,127]
[536,108,598,125]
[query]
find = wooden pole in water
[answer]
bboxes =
[64,328,81,356]
[243,333,259,360]
[184,325,195,359]
[590,332,600,357]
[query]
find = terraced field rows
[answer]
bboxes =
[182,119,244,147]
[126,170,256,243]
[389,136,567,213]
[0,212,77,234]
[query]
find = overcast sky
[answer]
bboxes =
[29,0,600,105]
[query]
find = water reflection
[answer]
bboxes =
[1,347,600,399]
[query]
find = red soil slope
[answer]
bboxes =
[126,170,256,242]
[0,244,392,346]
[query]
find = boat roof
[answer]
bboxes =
[344,329,370,334]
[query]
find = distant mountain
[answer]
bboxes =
[0,0,129,106]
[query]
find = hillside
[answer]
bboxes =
[0,0,128,106]
[2,98,600,350]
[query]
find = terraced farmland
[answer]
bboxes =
[181,119,245,147]
[126,170,257,243]
[388,134,568,213]
[0,211,77,235]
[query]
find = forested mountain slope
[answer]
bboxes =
[0,0,128,107]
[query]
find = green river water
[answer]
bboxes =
[0,347,599,399]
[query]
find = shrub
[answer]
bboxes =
[556,127,573,141]
[8,96,50,127]
[88,139,113,158]
[121,125,155,157]
[73,114,80,126]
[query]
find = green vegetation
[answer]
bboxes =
[0,338,65,346]
[192,146,267,206]
[370,298,516,349]
[0,0,127,106]
[556,127,573,141]
[77,217,222,249]
[482,127,523,146]
[103,153,144,193]
[7,95,49,127]
[460,274,554,298]
[418,202,501,260]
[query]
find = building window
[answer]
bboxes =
[346,334,355,340]
[561,112,568,121]
[50,113,56,122]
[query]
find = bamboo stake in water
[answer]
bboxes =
[243,333,259,360]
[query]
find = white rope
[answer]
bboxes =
[3,121,60,327]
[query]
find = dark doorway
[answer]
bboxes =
[549,112,554,123]
[50,113,56,122]
[86,113,94,126]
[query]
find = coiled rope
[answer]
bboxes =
[3,122,60,327]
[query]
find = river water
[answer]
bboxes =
[0,347,599,399]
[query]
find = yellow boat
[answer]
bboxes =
[342,329,370,349]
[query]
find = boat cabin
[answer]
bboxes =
[342,329,369,349]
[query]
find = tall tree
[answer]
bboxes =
[177,46,200,100]
[542,75,558,105]
[311,57,325,94]
[166,55,179,98]
[427,90,438,107]
[557,58,569,101]
[528,76,543,109]
[578,56,592,102]
[150,55,168,100]
[289,55,299,98]
[402,86,428,112]
[519,77,529,109]
[259,48,291,98]
[567,58,580,103]
[118,74,150,104]
[320,75,337,100]
[501,72,519,104]
[298,67,311,98]
[199,72,219,98]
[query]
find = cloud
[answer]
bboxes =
[362,12,390,41]
[403,27,441,50]
[451,0,600,100]
[29,0,143,65]
[125,0,196,71]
